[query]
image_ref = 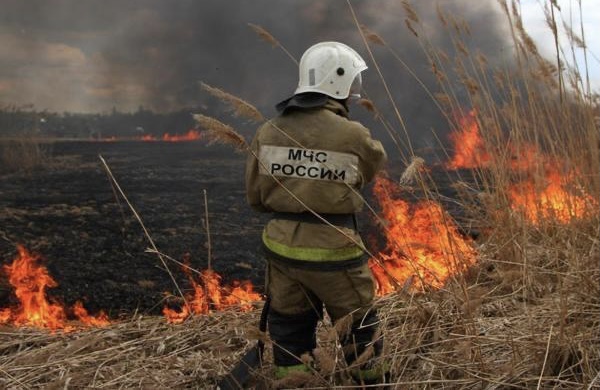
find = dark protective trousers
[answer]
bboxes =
[266,258,383,368]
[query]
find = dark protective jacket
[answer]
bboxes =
[245,99,387,266]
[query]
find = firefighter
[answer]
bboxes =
[245,41,388,384]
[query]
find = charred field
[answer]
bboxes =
[0,140,470,319]
[0,140,271,317]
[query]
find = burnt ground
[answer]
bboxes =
[0,141,271,317]
[0,141,474,319]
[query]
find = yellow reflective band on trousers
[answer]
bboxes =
[275,364,311,379]
[351,362,390,382]
[262,231,364,261]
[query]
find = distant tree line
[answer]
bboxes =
[0,105,197,139]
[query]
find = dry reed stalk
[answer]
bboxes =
[200,82,264,122]
[99,156,189,309]
[192,114,248,152]
[362,86,408,156]
[247,23,298,65]
[347,0,414,154]
[360,24,385,46]
[355,21,453,137]
[401,0,419,23]
[144,248,263,309]
[399,156,424,186]
[545,1,564,103]
[202,189,212,272]
[356,98,378,117]
[404,19,419,37]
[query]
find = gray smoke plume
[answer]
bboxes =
[0,0,514,148]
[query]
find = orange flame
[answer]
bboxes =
[445,110,491,170]
[446,111,596,224]
[509,167,595,224]
[368,177,477,295]
[163,260,262,324]
[98,130,202,142]
[140,129,202,142]
[72,301,110,327]
[141,134,157,141]
[1,245,110,330]
[161,129,201,142]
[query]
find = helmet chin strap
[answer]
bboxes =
[348,73,362,101]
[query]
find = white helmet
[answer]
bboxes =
[295,41,367,100]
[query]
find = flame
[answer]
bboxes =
[141,134,157,141]
[446,111,596,224]
[96,129,202,142]
[509,166,595,224]
[445,110,491,170]
[72,301,110,327]
[161,129,201,142]
[1,245,110,330]
[163,260,262,324]
[368,177,477,295]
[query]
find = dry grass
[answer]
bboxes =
[1,262,597,389]
[0,310,263,389]
[376,239,599,388]
[0,137,52,174]
[4,252,594,389]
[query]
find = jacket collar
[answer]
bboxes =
[323,99,349,118]
[276,93,349,118]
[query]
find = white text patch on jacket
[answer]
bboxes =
[258,145,359,185]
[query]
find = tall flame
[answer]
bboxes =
[445,110,491,170]
[1,245,110,330]
[446,111,596,224]
[368,177,477,295]
[163,261,262,324]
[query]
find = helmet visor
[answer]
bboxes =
[349,72,363,99]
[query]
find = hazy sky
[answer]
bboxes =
[0,0,596,117]
[520,0,599,96]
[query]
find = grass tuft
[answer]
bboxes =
[0,137,52,174]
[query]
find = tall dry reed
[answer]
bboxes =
[348,0,599,387]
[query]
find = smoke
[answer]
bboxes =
[0,0,514,147]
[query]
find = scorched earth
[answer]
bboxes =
[0,141,268,319]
